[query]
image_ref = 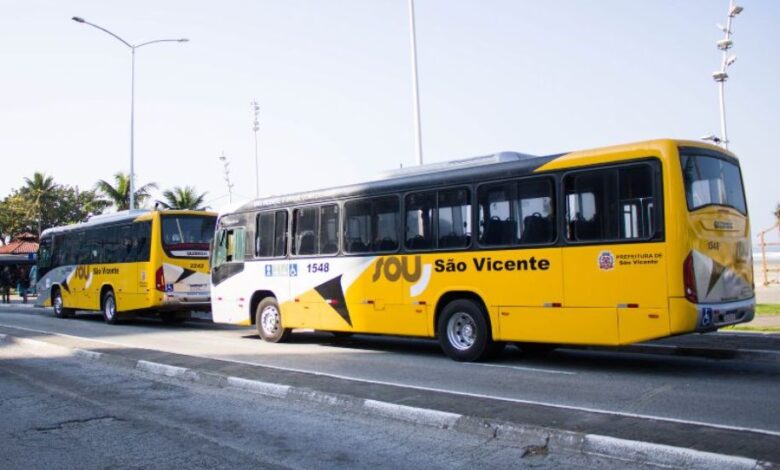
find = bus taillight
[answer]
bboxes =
[683,253,698,304]
[155,267,166,292]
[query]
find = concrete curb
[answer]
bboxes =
[0,332,772,469]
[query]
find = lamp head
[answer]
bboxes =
[72,16,85,23]
[729,5,744,17]
[178,38,189,43]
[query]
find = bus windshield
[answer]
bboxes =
[161,215,217,258]
[680,152,746,214]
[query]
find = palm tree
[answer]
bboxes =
[161,186,209,210]
[95,172,158,211]
[22,172,57,235]
[775,203,780,225]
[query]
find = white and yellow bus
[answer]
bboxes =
[36,209,217,324]
[210,139,754,361]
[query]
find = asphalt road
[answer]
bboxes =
[0,339,636,470]
[0,305,779,464]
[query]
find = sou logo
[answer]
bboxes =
[75,265,91,281]
[372,256,422,283]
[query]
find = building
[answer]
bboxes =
[0,232,38,266]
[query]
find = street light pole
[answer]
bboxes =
[130,47,136,209]
[408,0,423,165]
[72,16,188,210]
[710,1,743,150]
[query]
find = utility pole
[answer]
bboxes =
[252,100,260,199]
[219,152,234,204]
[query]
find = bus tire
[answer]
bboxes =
[256,298,290,343]
[52,288,74,319]
[102,290,120,325]
[437,299,494,362]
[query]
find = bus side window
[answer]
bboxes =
[274,210,288,257]
[437,188,471,249]
[37,236,53,277]
[405,192,435,250]
[256,212,275,258]
[618,165,655,239]
[213,230,228,268]
[134,222,151,262]
[344,196,399,254]
[478,183,513,246]
[293,207,318,256]
[515,178,555,245]
[564,163,656,242]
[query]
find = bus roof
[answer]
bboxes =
[240,152,559,213]
[234,138,731,215]
[40,209,217,238]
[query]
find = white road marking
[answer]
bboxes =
[466,362,575,375]
[1,321,779,438]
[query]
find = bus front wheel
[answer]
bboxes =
[52,288,74,319]
[102,290,121,325]
[256,298,290,343]
[437,299,495,362]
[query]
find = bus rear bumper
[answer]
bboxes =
[160,292,211,312]
[693,297,755,332]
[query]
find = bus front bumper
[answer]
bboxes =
[693,297,755,332]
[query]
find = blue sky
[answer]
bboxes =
[1,0,778,235]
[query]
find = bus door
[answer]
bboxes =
[479,178,565,343]
[211,226,246,323]
[561,163,666,345]
[113,224,138,309]
[70,231,92,309]
[495,247,564,342]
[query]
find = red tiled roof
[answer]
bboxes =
[0,235,39,255]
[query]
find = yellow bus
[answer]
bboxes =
[210,139,754,361]
[36,209,217,324]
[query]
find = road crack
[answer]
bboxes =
[34,415,121,432]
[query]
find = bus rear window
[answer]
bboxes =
[680,153,746,214]
[162,215,217,258]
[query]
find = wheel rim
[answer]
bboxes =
[261,305,280,336]
[53,294,63,314]
[447,312,477,351]
[104,296,115,321]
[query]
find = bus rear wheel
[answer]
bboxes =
[52,288,74,319]
[256,298,290,343]
[437,299,495,362]
[102,290,121,325]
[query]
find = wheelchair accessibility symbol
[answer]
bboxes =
[701,308,713,327]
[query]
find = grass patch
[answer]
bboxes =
[756,304,780,316]
[723,325,780,333]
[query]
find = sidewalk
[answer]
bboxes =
[0,293,36,307]
[756,284,780,304]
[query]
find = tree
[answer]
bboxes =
[0,174,108,239]
[95,172,158,211]
[0,193,35,241]
[57,187,110,224]
[775,203,780,224]
[19,172,56,235]
[160,186,209,210]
